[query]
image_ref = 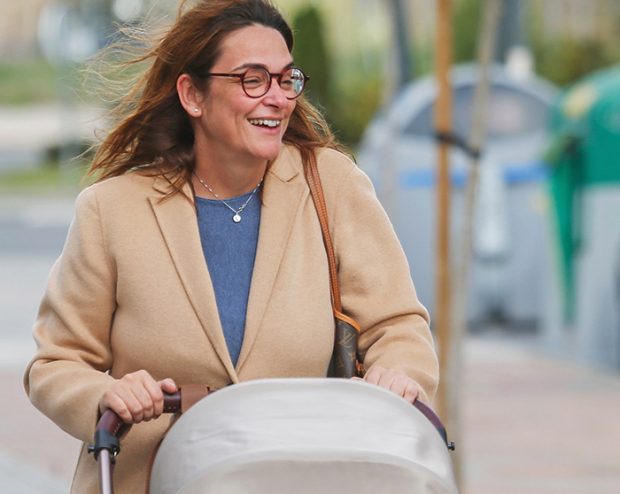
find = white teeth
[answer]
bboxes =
[249,119,280,128]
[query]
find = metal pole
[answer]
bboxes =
[450,0,504,488]
[98,450,114,494]
[381,0,413,217]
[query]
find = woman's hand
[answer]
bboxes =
[355,365,420,403]
[99,370,177,424]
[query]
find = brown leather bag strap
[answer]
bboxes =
[304,152,342,313]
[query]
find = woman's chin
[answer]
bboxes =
[253,143,283,162]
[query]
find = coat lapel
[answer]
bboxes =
[236,148,306,371]
[148,181,238,382]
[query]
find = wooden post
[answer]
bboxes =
[434,0,453,425]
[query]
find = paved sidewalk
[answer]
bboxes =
[3,333,619,493]
[460,334,620,494]
[0,370,79,493]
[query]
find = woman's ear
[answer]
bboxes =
[177,74,204,118]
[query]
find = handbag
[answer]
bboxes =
[303,153,364,378]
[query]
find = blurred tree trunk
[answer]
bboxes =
[385,0,413,101]
[496,0,526,61]
[389,0,413,86]
[380,0,413,216]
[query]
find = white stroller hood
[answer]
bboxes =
[150,378,457,494]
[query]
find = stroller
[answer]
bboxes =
[91,378,457,494]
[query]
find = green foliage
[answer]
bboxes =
[530,36,616,87]
[453,0,482,62]
[329,71,383,148]
[0,159,90,193]
[525,0,615,86]
[450,0,618,88]
[292,6,331,109]
[412,41,435,78]
[0,59,59,105]
[290,5,382,148]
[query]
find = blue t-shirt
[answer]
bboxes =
[195,189,261,366]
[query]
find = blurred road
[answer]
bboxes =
[0,104,103,172]
[1,192,619,493]
[0,195,73,368]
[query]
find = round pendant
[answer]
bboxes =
[233,214,242,223]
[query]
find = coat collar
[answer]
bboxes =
[148,146,306,378]
[148,182,238,382]
[236,146,306,371]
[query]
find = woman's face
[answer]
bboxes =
[195,24,297,166]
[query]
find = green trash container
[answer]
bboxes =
[545,66,620,364]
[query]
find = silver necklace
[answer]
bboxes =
[194,173,263,223]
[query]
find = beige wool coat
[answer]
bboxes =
[24,145,439,493]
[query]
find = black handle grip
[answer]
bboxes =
[89,390,182,458]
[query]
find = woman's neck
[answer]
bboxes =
[193,151,267,200]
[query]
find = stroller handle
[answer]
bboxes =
[89,385,208,460]
[413,399,454,450]
[88,390,186,494]
[88,391,183,459]
[91,385,453,458]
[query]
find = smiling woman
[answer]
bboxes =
[177,24,300,194]
[23,1,439,493]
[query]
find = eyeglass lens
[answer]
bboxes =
[242,67,306,99]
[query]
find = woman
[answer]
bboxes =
[24,0,439,492]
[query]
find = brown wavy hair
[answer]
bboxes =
[88,0,344,193]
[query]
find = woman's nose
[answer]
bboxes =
[262,77,288,106]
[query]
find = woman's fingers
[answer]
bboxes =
[387,373,420,403]
[130,372,156,421]
[99,371,176,424]
[362,365,383,385]
[140,374,164,419]
[153,378,178,417]
[360,365,420,403]
[402,380,420,403]
[159,378,178,394]
[377,369,398,391]
[101,390,133,423]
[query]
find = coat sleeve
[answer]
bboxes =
[23,185,117,443]
[327,155,439,405]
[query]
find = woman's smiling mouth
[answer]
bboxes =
[248,118,281,128]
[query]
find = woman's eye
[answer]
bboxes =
[244,77,262,86]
